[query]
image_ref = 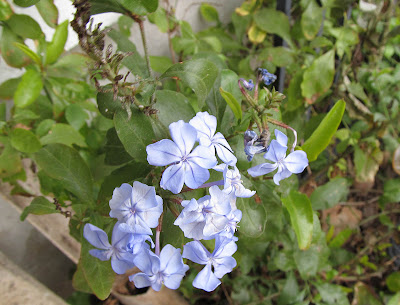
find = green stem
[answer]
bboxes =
[137,19,153,79]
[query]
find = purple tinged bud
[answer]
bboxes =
[242,79,254,91]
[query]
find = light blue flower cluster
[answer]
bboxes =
[147,111,253,291]
[258,68,277,86]
[82,110,308,293]
[84,182,188,291]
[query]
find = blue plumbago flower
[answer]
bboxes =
[130,245,189,291]
[258,68,277,86]
[247,132,308,185]
[174,185,231,240]
[147,120,217,194]
[244,130,267,161]
[182,236,237,292]
[126,233,154,255]
[242,79,254,91]
[189,112,237,166]
[218,209,242,239]
[109,182,163,235]
[222,166,256,199]
[83,222,135,274]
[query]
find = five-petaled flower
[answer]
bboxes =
[247,130,308,185]
[147,120,217,194]
[130,245,189,291]
[182,236,237,292]
[109,182,163,235]
[189,112,237,166]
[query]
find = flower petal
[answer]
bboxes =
[83,223,111,250]
[160,164,185,194]
[169,120,197,156]
[193,264,221,292]
[109,183,132,211]
[247,162,278,177]
[130,273,152,289]
[160,245,189,276]
[111,255,135,274]
[283,150,309,173]
[273,166,292,185]
[189,112,217,141]
[184,161,210,190]
[133,249,160,276]
[213,132,237,165]
[264,140,287,162]
[188,145,217,169]
[182,241,209,265]
[89,249,111,261]
[146,139,181,166]
[274,129,288,147]
[139,195,163,228]
[213,256,237,278]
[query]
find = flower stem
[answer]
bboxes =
[155,212,163,256]
[137,19,153,79]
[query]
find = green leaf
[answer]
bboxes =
[114,109,155,162]
[258,47,294,67]
[277,272,301,305]
[0,0,13,21]
[40,123,87,147]
[65,104,89,130]
[302,100,346,162]
[281,190,313,250]
[353,282,382,305]
[96,91,122,119]
[310,177,350,210]
[107,29,147,77]
[149,56,173,73]
[0,26,32,67]
[6,14,42,39]
[382,179,400,203]
[14,42,41,66]
[20,196,58,221]
[118,15,133,36]
[388,292,400,305]
[301,50,335,103]
[13,0,40,7]
[316,283,350,305]
[329,228,354,248]
[160,59,218,104]
[237,196,267,238]
[72,261,92,294]
[387,272,400,293]
[80,234,114,300]
[118,0,158,15]
[160,208,184,249]
[36,119,56,137]
[0,139,22,178]
[147,7,168,33]
[200,3,219,24]
[10,128,41,153]
[104,128,132,166]
[154,90,195,127]
[253,8,292,45]
[35,0,58,28]
[45,20,68,65]
[14,69,43,108]
[219,87,242,121]
[301,0,323,40]
[0,77,21,99]
[34,144,94,204]
[88,0,126,15]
